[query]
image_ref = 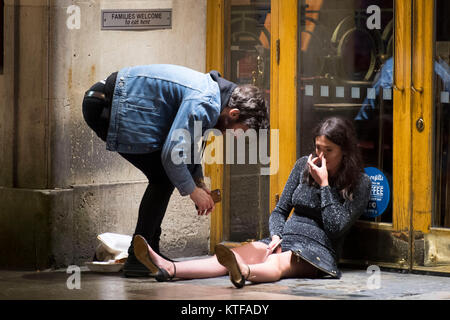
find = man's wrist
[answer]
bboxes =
[194,177,206,188]
[189,186,200,197]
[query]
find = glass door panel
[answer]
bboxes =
[223,0,271,242]
[433,0,450,229]
[296,0,416,270]
[298,0,394,223]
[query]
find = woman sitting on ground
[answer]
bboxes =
[133,117,371,288]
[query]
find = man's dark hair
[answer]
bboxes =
[228,85,269,130]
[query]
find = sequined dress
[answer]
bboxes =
[259,156,371,278]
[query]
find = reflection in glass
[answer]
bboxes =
[227,0,271,99]
[433,0,450,228]
[298,0,394,223]
[225,0,271,242]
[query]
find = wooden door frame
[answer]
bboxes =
[411,0,450,274]
[269,0,298,214]
[206,0,450,274]
[410,0,433,235]
[343,0,450,275]
[328,0,415,271]
[205,0,298,253]
[206,0,226,253]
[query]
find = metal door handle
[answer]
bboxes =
[416,118,425,132]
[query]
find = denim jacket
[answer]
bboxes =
[106,64,222,196]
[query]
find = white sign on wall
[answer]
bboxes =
[101,9,172,30]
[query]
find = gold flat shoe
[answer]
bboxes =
[215,243,246,288]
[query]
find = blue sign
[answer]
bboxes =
[363,167,390,218]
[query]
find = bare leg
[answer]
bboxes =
[244,251,319,283]
[230,241,270,265]
[174,256,227,279]
[146,241,271,279]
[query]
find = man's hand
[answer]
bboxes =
[190,187,215,216]
[193,178,215,215]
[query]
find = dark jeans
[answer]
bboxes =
[82,80,174,256]
[119,152,175,256]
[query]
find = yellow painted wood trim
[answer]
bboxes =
[277,0,298,202]
[280,0,298,180]
[393,0,413,232]
[269,0,280,212]
[207,0,299,250]
[411,0,433,234]
[206,0,224,75]
[205,0,225,253]
[270,0,298,214]
[269,0,298,212]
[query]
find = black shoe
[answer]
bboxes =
[133,235,176,282]
[123,253,153,278]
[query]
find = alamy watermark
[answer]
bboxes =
[366,5,381,30]
[66,5,81,30]
[66,265,81,290]
[67,4,382,31]
[366,265,381,290]
[170,122,279,175]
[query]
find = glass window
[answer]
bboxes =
[433,0,450,228]
[226,0,270,99]
[298,0,394,223]
[225,0,271,241]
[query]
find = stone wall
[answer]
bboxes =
[0,0,210,269]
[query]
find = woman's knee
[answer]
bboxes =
[232,241,270,265]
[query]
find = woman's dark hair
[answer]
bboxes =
[303,117,364,200]
[228,85,269,130]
